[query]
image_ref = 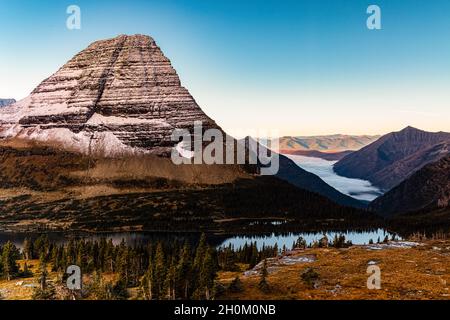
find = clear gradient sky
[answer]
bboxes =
[1,0,450,136]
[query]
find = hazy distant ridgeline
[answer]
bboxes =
[280,150,353,161]
[0,99,16,107]
[276,134,380,153]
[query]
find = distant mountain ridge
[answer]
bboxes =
[277,134,380,153]
[334,127,450,191]
[0,99,15,107]
[371,154,450,217]
[279,150,353,161]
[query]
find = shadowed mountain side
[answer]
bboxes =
[0,140,375,233]
[387,207,450,237]
[371,154,450,217]
[0,138,249,191]
[335,126,450,191]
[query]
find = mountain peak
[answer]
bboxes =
[335,127,450,190]
[398,126,422,133]
[0,34,218,156]
[90,34,156,47]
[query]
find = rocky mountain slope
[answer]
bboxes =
[371,154,450,217]
[277,134,380,153]
[0,35,218,156]
[334,127,450,191]
[0,99,16,107]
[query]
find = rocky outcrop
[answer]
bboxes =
[334,127,450,191]
[0,99,15,107]
[0,35,218,156]
[371,154,450,216]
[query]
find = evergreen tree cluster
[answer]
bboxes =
[1,234,279,300]
[217,242,278,271]
[140,234,217,300]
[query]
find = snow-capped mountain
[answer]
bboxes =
[0,35,217,156]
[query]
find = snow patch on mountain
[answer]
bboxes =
[0,124,145,157]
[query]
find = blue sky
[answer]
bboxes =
[1,0,450,136]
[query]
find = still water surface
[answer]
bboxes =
[0,229,398,250]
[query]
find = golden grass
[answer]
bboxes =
[218,240,450,300]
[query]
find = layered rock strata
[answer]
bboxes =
[0,35,218,156]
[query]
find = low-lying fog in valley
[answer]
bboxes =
[286,155,383,202]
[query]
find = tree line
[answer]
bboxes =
[0,234,280,300]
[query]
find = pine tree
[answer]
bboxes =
[249,243,258,268]
[258,259,270,293]
[176,242,192,299]
[199,247,216,300]
[228,276,243,293]
[105,239,115,272]
[193,234,207,269]
[117,245,130,285]
[32,252,55,300]
[1,241,19,281]
[153,242,166,299]
[33,235,50,261]
[23,238,33,260]
[163,257,177,300]
[146,260,154,300]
